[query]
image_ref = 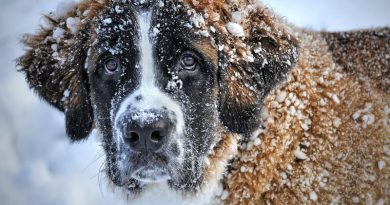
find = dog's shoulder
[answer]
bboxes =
[222,29,390,204]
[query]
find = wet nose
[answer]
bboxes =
[123,117,172,152]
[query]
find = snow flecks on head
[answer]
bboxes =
[181,0,298,70]
[66,17,80,34]
[55,0,77,18]
[52,27,66,41]
[231,11,242,23]
[130,111,162,128]
[225,22,244,37]
[166,73,183,90]
[102,18,113,25]
[189,12,205,28]
[115,5,124,14]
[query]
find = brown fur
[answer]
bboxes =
[193,39,219,68]
[222,30,389,204]
[226,65,258,105]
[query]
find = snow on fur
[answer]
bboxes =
[17,0,390,204]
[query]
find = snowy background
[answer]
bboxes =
[0,0,389,204]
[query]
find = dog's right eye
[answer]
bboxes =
[104,58,120,74]
[179,52,199,71]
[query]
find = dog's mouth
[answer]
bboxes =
[131,166,170,183]
[119,150,176,184]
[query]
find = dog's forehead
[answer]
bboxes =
[94,1,187,34]
[90,1,195,51]
[88,0,218,69]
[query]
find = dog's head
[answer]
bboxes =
[18,0,297,195]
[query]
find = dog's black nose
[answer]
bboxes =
[123,117,172,152]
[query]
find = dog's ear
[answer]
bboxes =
[17,13,93,141]
[217,8,299,134]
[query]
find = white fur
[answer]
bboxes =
[129,182,217,205]
[112,11,185,182]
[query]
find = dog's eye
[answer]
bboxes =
[104,58,120,73]
[180,54,197,70]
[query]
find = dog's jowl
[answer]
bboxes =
[18,0,389,204]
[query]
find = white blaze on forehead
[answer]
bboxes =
[113,12,185,143]
[139,12,154,91]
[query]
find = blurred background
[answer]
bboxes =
[0,0,389,204]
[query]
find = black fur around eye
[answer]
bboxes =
[180,54,197,70]
[104,58,120,73]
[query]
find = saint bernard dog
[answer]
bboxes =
[18,0,389,204]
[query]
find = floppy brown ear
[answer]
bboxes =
[217,8,299,134]
[17,14,93,141]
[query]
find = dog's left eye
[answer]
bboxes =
[180,54,197,70]
[104,58,120,73]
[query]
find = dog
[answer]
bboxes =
[17,0,389,204]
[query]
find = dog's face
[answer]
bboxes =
[88,1,221,189]
[18,0,298,195]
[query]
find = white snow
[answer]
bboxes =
[190,13,205,28]
[294,149,308,160]
[52,27,65,40]
[152,27,160,37]
[289,106,296,116]
[220,190,229,200]
[210,26,216,33]
[276,91,287,103]
[218,45,224,51]
[51,44,58,52]
[55,0,76,18]
[376,199,384,205]
[352,111,361,120]
[331,94,340,104]
[198,30,210,37]
[300,123,310,131]
[66,17,80,34]
[309,191,318,201]
[103,18,113,25]
[253,137,261,146]
[352,196,360,203]
[362,114,375,126]
[253,47,262,53]
[333,118,342,128]
[63,89,70,98]
[378,160,385,170]
[281,172,287,180]
[231,11,242,23]
[115,5,124,14]
[287,164,293,171]
[225,22,245,37]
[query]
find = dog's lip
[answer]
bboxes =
[131,166,171,183]
[128,151,170,165]
[120,152,173,182]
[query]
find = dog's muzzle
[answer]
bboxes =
[118,109,175,153]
